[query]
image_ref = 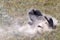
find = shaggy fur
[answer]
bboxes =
[0,9,58,39]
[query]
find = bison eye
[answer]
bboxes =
[38,25,41,27]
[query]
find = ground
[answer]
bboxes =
[0,0,60,40]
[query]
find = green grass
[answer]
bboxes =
[0,0,60,40]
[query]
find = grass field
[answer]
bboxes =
[0,0,60,40]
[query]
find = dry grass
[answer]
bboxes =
[0,0,60,40]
